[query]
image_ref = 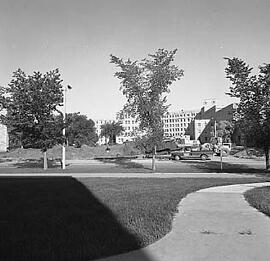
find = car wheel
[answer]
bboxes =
[222,149,229,156]
[200,154,208,160]
[174,155,180,161]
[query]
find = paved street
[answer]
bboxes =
[0,155,268,175]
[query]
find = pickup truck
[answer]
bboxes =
[171,146,213,160]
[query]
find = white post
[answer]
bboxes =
[62,87,67,170]
[220,138,223,172]
[44,151,48,170]
[152,145,156,172]
[220,146,223,172]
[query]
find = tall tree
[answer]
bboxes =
[100,122,124,144]
[216,120,234,143]
[65,113,98,147]
[110,49,183,170]
[225,57,270,169]
[0,68,64,169]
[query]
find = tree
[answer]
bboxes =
[0,68,64,170]
[100,122,124,144]
[225,57,270,169]
[110,49,183,170]
[216,120,234,143]
[65,113,98,147]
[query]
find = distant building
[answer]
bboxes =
[95,109,200,145]
[187,119,211,141]
[115,109,200,143]
[162,110,199,139]
[201,98,223,111]
[94,119,115,145]
[187,103,238,144]
[0,124,8,152]
[116,112,141,144]
[94,100,238,145]
[196,103,236,122]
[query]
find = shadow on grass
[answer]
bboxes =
[0,177,152,261]
[13,158,61,169]
[97,158,153,171]
[0,158,12,163]
[183,160,269,175]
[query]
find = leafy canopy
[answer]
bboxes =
[0,68,64,151]
[65,113,98,147]
[110,49,184,146]
[225,57,270,168]
[100,122,124,144]
[216,120,234,143]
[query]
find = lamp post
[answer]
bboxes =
[62,85,72,170]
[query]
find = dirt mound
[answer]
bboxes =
[0,143,141,160]
[233,148,264,160]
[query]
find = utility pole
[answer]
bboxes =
[152,145,157,172]
[220,147,223,172]
[214,120,217,138]
[62,85,72,170]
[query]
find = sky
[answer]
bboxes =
[1,0,270,119]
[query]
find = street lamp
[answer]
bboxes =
[62,85,72,170]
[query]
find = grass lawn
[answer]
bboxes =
[0,177,269,261]
[244,185,270,218]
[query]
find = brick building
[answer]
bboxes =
[186,103,238,144]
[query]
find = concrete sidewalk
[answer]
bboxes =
[0,172,259,178]
[98,182,270,261]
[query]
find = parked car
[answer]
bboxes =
[215,143,231,157]
[171,146,213,160]
[222,143,232,151]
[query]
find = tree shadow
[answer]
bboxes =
[97,158,153,171]
[0,158,12,163]
[183,160,269,175]
[0,177,152,261]
[13,158,61,169]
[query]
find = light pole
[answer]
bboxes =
[62,85,72,170]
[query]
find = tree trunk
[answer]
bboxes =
[265,147,269,170]
[43,151,48,170]
[152,145,156,172]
